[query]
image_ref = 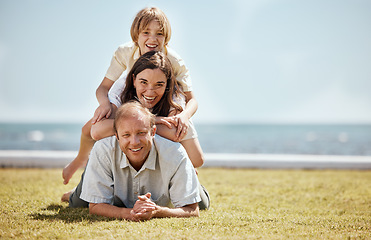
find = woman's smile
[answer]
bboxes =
[133,68,167,109]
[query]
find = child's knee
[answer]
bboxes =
[81,121,92,138]
[90,127,103,141]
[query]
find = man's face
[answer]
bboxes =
[115,113,155,171]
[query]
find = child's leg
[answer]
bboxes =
[90,103,117,141]
[62,119,95,185]
[180,137,204,168]
[90,118,115,141]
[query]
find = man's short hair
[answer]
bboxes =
[113,101,156,133]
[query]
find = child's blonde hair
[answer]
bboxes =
[131,7,172,46]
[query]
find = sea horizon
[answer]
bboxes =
[0,122,370,156]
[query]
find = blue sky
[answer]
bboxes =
[1,0,370,124]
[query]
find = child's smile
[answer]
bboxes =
[138,20,166,55]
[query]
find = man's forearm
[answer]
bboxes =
[89,203,133,220]
[153,203,199,218]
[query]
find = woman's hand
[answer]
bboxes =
[172,112,190,141]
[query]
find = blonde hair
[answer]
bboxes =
[130,7,172,46]
[114,101,155,134]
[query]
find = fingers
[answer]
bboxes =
[159,119,173,129]
[175,125,188,141]
[137,192,151,200]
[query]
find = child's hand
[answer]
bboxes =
[92,103,112,124]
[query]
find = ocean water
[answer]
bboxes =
[0,123,371,156]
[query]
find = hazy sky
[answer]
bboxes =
[1,0,370,124]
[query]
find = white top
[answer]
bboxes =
[105,41,193,92]
[80,135,200,208]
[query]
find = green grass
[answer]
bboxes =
[0,168,370,239]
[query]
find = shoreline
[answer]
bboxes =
[1,150,371,169]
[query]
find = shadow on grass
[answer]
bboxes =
[30,204,113,223]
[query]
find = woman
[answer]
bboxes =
[63,51,209,210]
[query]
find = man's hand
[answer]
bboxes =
[130,193,158,221]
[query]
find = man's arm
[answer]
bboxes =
[89,194,199,221]
[153,203,199,218]
[131,193,199,221]
[89,203,135,221]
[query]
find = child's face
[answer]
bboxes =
[137,20,166,55]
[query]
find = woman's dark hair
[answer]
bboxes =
[120,51,183,116]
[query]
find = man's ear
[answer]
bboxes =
[151,125,156,136]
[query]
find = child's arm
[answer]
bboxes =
[92,77,115,124]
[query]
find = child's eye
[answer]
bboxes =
[157,32,164,36]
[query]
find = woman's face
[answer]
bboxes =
[133,68,167,109]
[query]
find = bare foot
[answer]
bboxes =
[62,157,87,185]
[61,190,72,203]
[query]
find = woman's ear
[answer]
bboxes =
[133,74,136,88]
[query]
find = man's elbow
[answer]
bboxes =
[186,203,200,217]
[88,203,99,215]
[193,207,200,217]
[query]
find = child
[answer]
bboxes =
[62,7,204,185]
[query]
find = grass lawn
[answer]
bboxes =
[0,168,370,239]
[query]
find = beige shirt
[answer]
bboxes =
[105,42,193,92]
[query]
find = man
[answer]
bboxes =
[80,101,201,221]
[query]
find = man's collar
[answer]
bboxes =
[120,142,157,171]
